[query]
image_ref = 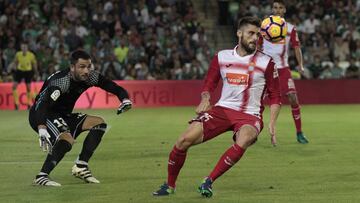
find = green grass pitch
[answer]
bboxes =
[0,105,359,203]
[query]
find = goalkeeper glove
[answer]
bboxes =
[38,128,52,152]
[117,99,132,115]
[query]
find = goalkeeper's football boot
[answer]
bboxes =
[71,165,100,183]
[296,132,309,144]
[153,183,175,196]
[33,175,61,187]
[198,177,213,198]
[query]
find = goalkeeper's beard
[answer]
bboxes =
[240,35,256,54]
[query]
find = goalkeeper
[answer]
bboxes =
[28,50,132,186]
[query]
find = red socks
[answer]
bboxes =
[167,146,187,188]
[291,104,302,133]
[209,144,245,181]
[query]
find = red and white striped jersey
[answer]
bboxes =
[258,22,300,69]
[203,46,281,119]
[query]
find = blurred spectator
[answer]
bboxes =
[102,54,125,79]
[114,38,129,64]
[301,14,321,35]
[62,1,80,23]
[345,58,360,79]
[3,39,16,72]
[65,26,83,51]
[307,55,324,79]
[333,34,350,61]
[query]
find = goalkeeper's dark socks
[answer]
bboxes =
[167,146,187,188]
[291,104,302,133]
[78,123,107,163]
[40,140,72,174]
[209,144,245,181]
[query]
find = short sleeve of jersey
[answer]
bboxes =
[290,26,300,48]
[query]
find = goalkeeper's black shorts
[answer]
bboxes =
[29,110,88,145]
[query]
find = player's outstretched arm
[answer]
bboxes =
[294,47,305,75]
[196,54,221,114]
[95,73,132,115]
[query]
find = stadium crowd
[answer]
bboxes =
[229,0,360,79]
[0,0,359,81]
[0,0,213,82]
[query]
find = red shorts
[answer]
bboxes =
[189,106,263,142]
[278,67,297,96]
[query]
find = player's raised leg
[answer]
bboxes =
[33,132,74,187]
[199,125,258,198]
[72,115,107,183]
[288,93,308,144]
[153,121,204,196]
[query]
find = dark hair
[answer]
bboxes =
[70,50,91,65]
[237,16,261,30]
[273,0,286,6]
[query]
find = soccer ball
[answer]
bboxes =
[260,15,287,42]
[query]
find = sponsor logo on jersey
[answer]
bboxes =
[50,90,61,101]
[226,73,249,85]
[225,64,233,67]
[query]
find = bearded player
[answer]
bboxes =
[29,50,132,186]
[153,16,281,197]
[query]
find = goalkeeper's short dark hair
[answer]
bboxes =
[70,50,91,65]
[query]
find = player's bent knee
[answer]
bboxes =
[91,117,106,128]
[96,117,105,125]
[82,116,106,130]
[58,133,74,145]
[235,126,258,148]
[176,135,198,150]
[91,123,107,135]
[176,137,191,150]
[176,124,203,150]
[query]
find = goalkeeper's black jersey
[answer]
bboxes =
[31,68,129,126]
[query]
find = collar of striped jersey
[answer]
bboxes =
[233,45,257,71]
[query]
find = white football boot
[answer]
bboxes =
[33,176,61,187]
[71,165,100,183]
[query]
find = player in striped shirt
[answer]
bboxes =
[153,16,281,198]
[258,0,309,144]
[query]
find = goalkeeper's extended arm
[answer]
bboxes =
[97,74,132,114]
